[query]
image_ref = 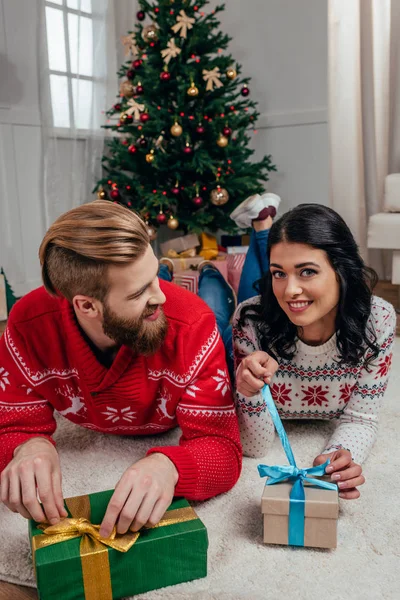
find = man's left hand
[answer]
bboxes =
[100,453,179,537]
[313,449,365,500]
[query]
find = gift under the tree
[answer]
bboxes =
[258,386,339,549]
[226,253,246,294]
[172,258,228,294]
[29,490,208,600]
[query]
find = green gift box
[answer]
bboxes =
[29,489,208,600]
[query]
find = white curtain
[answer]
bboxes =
[38,0,119,228]
[328,0,400,275]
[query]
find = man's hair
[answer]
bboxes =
[39,201,149,303]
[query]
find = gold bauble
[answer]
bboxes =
[210,186,230,206]
[142,24,159,43]
[187,83,199,97]
[226,67,237,80]
[119,80,135,98]
[146,150,155,163]
[217,134,229,148]
[97,188,107,199]
[170,122,183,137]
[167,216,180,230]
[146,223,158,241]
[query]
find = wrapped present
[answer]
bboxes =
[226,253,247,294]
[199,232,218,260]
[258,386,339,549]
[160,233,200,256]
[173,270,199,294]
[29,490,208,600]
[172,258,229,295]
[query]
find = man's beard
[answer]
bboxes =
[102,301,168,356]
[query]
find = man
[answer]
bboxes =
[0,201,242,537]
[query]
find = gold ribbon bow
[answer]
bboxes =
[202,67,224,92]
[124,98,145,121]
[32,494,197,600]
[167,248,197,259]
[161,37,182,64]
[121,33,138,57]
[171,9,195,39]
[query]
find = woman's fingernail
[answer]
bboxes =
[338,481,346,489]
[331,473,341,481]
[325,465,334,473]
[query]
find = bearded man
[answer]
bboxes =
[0,201,241,538]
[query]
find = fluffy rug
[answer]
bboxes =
[0,339,399,600]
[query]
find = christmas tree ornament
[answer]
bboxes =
[203,67,223,91]
[171,9,195,39]
[171,181,180,195]
[132,59,143,69]
[187,82,199,97]
[119,113,133,125]
[196,124,205,134]
[146,222,158,241]
[146,149,155,163]
[217,134,229,148]
[119,80,135,98]
[110,189,120,200]
[113,103,122,111]
[160,69,171,81]
[210,186,229,205]
[139,136,147,147]
[136,82,144,95]
[161,38,181,64]
[183,142,193,155]
[128,144,137,154]
[125,98,145,121]
[156,210,167,224]
[192,195,203,207]
[223,126,232,137]
[167,215,180,230]
[136,10,145,21]
[126,69,135,80]
[170,122,183,137]
[121,33,138,58]
[241,86,250,97]
[140,112,150,123]
[226,67,237,80]
[97,188,107,199]
[142,24,159,43]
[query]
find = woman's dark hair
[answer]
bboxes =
[238,204,379,367]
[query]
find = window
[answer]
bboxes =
[45,0,94,129]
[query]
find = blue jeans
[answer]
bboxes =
[158,229,270,378]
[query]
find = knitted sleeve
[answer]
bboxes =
[0,322,57,473]
[231,300,276,457]
[147,311,242,500]
[321,301,397,464]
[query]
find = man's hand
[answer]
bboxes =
[0,438,67,522]
[100,453,179,538]
[313,449,365,499]
[236,351,279,397]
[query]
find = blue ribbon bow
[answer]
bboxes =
[258,385,337,546]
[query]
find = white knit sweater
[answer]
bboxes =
[232,295,396,464]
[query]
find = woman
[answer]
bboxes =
[233,203,396,500]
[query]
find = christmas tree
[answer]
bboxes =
[0,268,18,313]
[96,0,276,234]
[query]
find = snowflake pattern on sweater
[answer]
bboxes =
[0,282,242,500]
[233,295,396,464]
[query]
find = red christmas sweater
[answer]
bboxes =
[0,281,242,500]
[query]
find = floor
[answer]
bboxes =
[0,582,37,599]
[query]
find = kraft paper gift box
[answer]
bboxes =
[160,233,200,256]
[261,479,339,548]
[258,386,339,549]
[29,490,208,600]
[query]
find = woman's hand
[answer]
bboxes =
[313,449,365,499]
[236,351,279,397]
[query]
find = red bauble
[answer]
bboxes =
[113,103,122,111]
[126,69,135,80]
[137,11,145,21]
[241,86,250,97]
[133,59,143,69]
[192,195,203,207]
[160,71,171,81]
[196,125,205,134]
[140,113,150,123]
[136,84,144,95]
[110,189,120,200]
[121,114,133,124]
[128,144,137,154]
[183,145,193,155]
[171,186,180,195]
[156,212,167,224]
[139,137,147,147]
[223,126,232,137]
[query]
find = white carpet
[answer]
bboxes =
[1,339,399,600]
